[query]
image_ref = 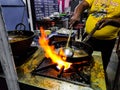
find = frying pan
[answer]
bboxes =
[52,24,100,63]
[8,23,35,56]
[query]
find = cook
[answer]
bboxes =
[70,0,120,71]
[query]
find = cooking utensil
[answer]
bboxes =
[82,23,100,42]
[54,41,92,62]
[62,27,74,57]
[8,23,35,56]
[53,24,100,62]
[72,23,100,56]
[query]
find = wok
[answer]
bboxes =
[52,24,100,63]
[53,41,92,63]
[8,23,35,56]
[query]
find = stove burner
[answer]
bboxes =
[32,57,94,87]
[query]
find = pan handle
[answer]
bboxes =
[15,23,26,31]
[83,23,100,42]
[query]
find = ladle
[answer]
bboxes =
[62,26,74,57]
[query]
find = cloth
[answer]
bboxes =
[64,0,70,8]
[58,0,65,13]
[85,0,120,40]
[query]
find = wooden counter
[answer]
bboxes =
[17,47,106,90]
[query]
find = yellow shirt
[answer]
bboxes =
[85,0,120,40]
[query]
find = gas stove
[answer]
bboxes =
[32,56,94,87]
[17,47,106,90]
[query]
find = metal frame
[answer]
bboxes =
[25,0,34,31]
[0,5,20,90]
[113,32,120,90]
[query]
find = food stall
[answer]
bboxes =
[0,0,107,90]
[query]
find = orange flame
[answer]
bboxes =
[39,27,72,70]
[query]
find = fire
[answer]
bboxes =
[39,27,72,70]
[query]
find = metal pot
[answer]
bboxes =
[8,23,35,56]
[53,41,93,63]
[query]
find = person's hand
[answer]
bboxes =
[69,14,80,28]
[96,18,120,29]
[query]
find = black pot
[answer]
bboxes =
[8,23,35,56]
[52,41,93,63]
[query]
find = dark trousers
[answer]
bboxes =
[83,34,116,70]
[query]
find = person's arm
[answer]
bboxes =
[97,18,120,29]
[70,0,90,26]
